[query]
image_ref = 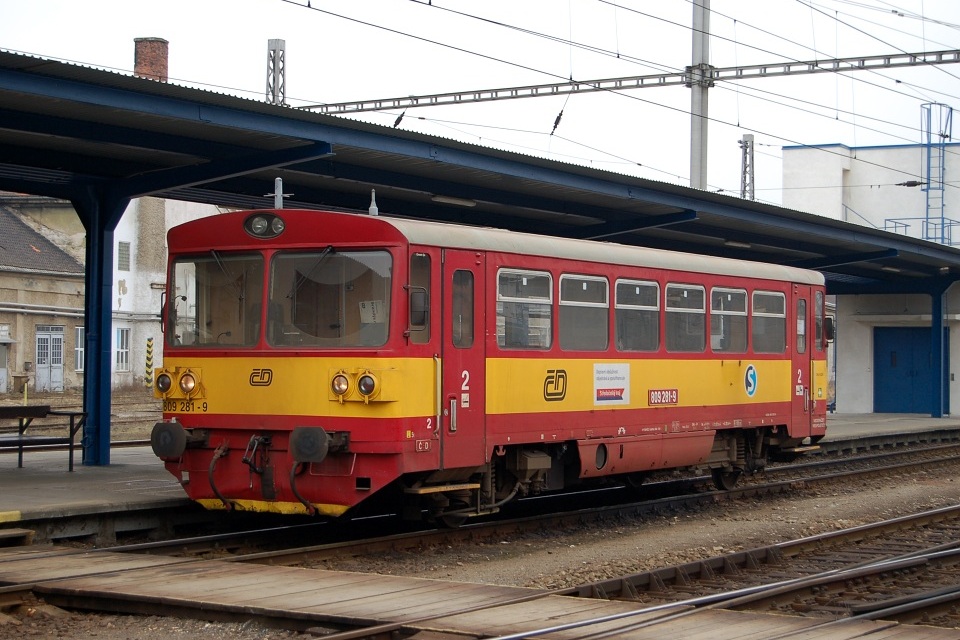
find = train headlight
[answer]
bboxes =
[156,373,172,394]
[244,213,285,239]
[179,372,197,394]
[250,215,269,235]
[357,373,377,397]
[331,374,350,396]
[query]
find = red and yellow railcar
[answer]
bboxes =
[151,209,830,523]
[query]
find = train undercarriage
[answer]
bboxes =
[404,427,821,526]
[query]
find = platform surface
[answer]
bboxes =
[0,413,957,523]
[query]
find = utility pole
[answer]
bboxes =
[687,0,713,190]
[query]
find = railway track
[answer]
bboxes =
[2,442,960,637]
[540,505,960,637]
[98,441,960,563]
[5,438,960,549]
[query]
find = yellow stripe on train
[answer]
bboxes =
[485,358,795,414]
[159,356,437,417]
[196,498,349,517]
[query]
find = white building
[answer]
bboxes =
[783,139,960,414]
[110,197,221,389]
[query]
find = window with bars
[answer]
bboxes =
[115,327,130,372]
[117,241,131,271]
[75,326,85,372]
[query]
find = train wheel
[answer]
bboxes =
[711,468,742,491]
[434,490,472,528]
[624,472,647,492]
[439,511,469,528]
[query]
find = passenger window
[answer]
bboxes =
[615,280,659,352]
[752,291,786,353]
[710,288,747,353]
[452,270,474,348]
[409,253,431,344]
[559,275,608,351]
[665,284,705,352]
[497,269,552,349]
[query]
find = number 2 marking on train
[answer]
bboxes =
[797,368,803,383]
[461,370,470,391]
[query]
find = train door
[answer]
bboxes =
[791,287,813,437]
[440,249,487,469]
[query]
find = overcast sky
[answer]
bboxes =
[2,0,958,207]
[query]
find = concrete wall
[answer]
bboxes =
[783,143,959,240]
[0,270,85,391]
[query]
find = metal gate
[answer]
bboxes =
[35,325,65,392]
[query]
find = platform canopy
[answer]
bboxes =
[3,50,960,292]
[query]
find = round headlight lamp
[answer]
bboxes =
[244,213,285,239]
[331,374,350,396]
[156,373,172,393]
[357,373,377,397]
[179,372,197,395]
[249,215,269,235]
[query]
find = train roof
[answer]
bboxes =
[383,215,825,286]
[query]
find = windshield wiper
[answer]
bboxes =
[287,245,335,299]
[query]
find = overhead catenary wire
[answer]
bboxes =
[13,3,952,201]
[282,0,958,189]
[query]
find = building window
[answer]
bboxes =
[75,327,85,372]
[115,327,131,372]
[117,241,131,272]
[615,280,659,352]
[665,284,705,352]
[559,274,608,351]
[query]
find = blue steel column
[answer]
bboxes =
[73,190,128,465]
[931,286,946,418]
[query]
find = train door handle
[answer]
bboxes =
[448,397,458,433]
[804,387,809,412]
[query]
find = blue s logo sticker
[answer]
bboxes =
[744,364,757,397]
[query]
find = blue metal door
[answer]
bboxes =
[873,327,949,413]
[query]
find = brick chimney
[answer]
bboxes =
[133,37,169,82]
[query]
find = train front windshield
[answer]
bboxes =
[167,249,393,348]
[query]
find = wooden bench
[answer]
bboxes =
[0,405,86,471]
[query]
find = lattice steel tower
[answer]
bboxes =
[266,39,286,106]
[921,102,952,243]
